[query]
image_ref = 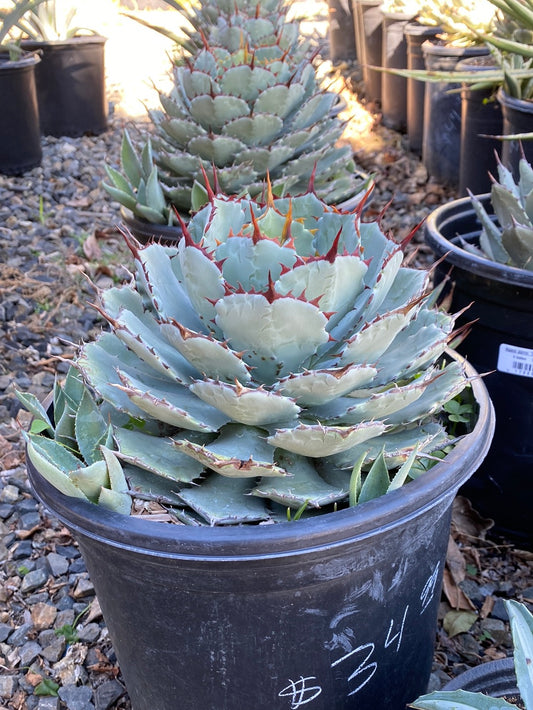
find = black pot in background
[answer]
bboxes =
[422,41,489,186]
[120,207,183,245]
[22,36,107,138]
[424,196,533,547]
[456,55,503,197]
[404,22,441,155]
[381,11,414,132]
[327,0,357,63]
[356,0,383,103]
[498,89,533,181]
[351,0,363,65]
[26,360,493,710]
[0,52,42,175]
[443,657,517,697]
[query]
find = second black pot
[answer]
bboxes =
[424,196,533,546]
[380,11,414,132]
[422,41,489,186]
[456,56,503,197]
[0,52,42,175]
[120,207,183,246]
[22,36,107,138]
[443,657,517,697]
[498,89,533,181]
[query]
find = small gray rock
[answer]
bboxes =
[47,551,70,577]
[41,635,67,663]
[0,623,12,642]
[11,539,33,560]
[77,623,102,643]
[9,622,34,646]
[0,675,18,698]
[21,567,49,594]
[19,640,43,666]
[37,697,60,710]
[0,484,20,503]
[94,680,125,710]
[58,684,94,710]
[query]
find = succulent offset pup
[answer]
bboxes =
[20,185,472,526]
[467,155,533,271]
[103,0,368,224]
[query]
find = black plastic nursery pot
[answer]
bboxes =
[22,36,107,138]
[456,56,503,197]
[422,42,489,186]
[497,89,533,182]
[327,0,357,63]
[120,207,184,246]
[355,0,383,103]
[26,363,493,710]
[442,657,518,697]
[404,23,441,155]
[380,11,414,132]
[0,52,42,175]
[425,196,533,546]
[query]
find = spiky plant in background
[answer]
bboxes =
[467,155,533,270]
[20,187,473,526]
[103,0,368,225]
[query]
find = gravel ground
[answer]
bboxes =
[1,3,532,710]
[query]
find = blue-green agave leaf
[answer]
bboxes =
[179,475,270,525]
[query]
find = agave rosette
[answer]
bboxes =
[22,189,470,525]
[104,0,366,225]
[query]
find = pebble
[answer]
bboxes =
[20,568,49,594]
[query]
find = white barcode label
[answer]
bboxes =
[497,343,533,378]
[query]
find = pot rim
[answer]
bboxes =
[421,39,489,58]
[442,657,517,695]
[26,353,494,560]
[424,193,533,288]
[20,35,107,48]
[0,51,41,69]
[497,87,533,113]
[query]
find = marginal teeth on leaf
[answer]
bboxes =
[160,320,251,383]
[191,379,300,426]
[267,421,387,457]
[278,364,378,406]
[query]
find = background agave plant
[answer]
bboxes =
[103,0,368,225]
[467,155,533,270]
[20,188,473,526]
[411,600,533,709]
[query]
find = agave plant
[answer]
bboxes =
[0,0,49,57]
[416,0,497,46]
[411,600,533,709]
[387,0,533,104]
[19,186,473,526]
[103,0,367,225]
[12,0,95,42]
[466,154,533,270]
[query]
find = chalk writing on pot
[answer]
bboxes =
[277,562,441,707]
[278,676,322,708]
